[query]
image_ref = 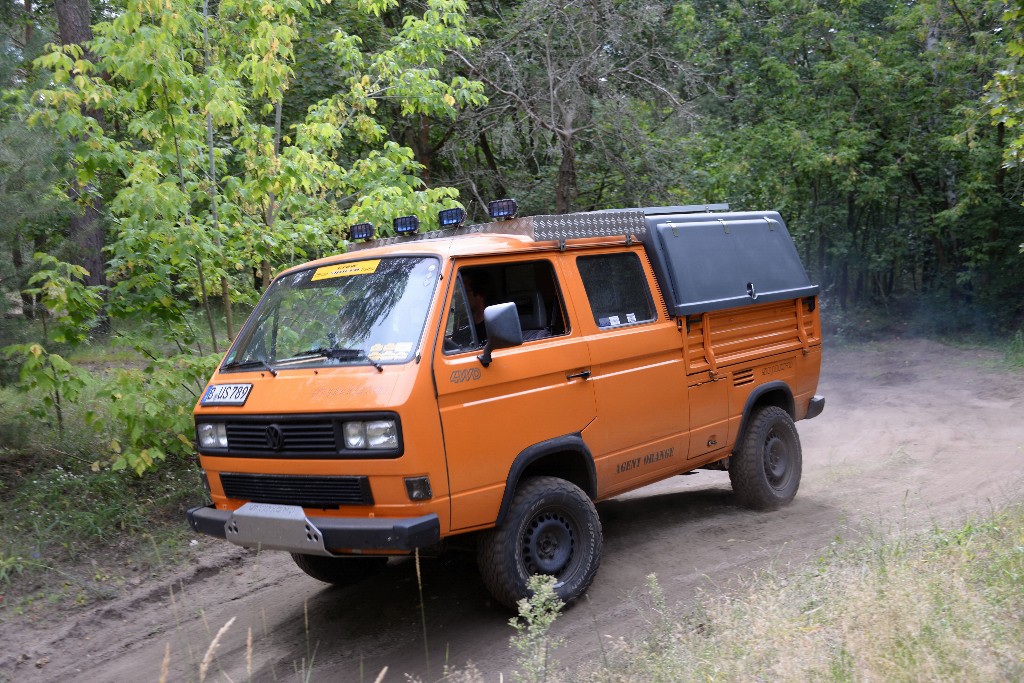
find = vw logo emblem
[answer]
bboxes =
[265,424,285,451]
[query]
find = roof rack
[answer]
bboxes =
[350,203,729,250]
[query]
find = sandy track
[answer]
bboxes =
[2,339,1022,682]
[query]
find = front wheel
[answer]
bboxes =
[291,553,388,586]
[477,476,602,610]
[729,405,802,510]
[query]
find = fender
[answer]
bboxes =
[495,433,597,526]
[733,381,795,452]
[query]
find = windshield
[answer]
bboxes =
[223,256,440,370]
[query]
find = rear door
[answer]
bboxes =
[432,256,596,531]
[566,247,690,498]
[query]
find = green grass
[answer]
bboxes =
[0,376,205,613]
[1007,329,1024,368]
[565,505,1024,683]
[0,456,205,611]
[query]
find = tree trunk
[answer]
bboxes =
[11,236,35,318]
[55,0,108,304]
[259,97,283,292]
[54,0,91,46]
[555,133,578,214]
[203,0,233,341]
[478,131,508,199]
[418,115,431,185]
[23,0,34,45]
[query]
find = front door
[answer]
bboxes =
[433,256,596,531]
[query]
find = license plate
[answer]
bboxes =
[201,383,253,406]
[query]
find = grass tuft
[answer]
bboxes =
[1006,329,1024,367]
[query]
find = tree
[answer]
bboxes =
[53,0,106,291]
[0,2,72,317]
[450,0,699,215]
[25,0,484,472]
[32,0,485,352]
[669,0,1024,324]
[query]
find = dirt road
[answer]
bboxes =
[2,339,1022,682]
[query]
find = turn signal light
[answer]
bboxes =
[405,476,432,500]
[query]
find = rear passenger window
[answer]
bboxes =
[577,253,656,328]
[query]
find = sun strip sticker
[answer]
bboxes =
[312,259,381,281]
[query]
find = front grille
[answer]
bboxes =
[220,473,373,508]
[226,421,336,455]
[197,412,403,459]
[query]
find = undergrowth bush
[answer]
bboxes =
[509,575,565,683]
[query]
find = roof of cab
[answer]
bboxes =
[273,232,542,280]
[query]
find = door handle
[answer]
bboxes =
[566,370,592,381]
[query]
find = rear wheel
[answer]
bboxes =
[729,405,802,510]
[477,476,602,609]
[291,553,388,586]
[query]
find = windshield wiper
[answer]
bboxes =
[280,347,384,372]
[221,358,278,377]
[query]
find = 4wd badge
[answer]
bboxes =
[450,368,481,384]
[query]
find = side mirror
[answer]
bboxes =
[477,302,523,367]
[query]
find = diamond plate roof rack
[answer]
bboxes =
[350,203,729,251]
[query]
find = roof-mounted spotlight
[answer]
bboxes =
[438,207,467,229]
[393,215,420,236]
[349,222,375,241]
[487,198,519,221]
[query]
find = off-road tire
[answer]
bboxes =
[290,553,387,586]
[477,476,602,609]
[729,405,802,510]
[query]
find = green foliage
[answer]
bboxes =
[87,347,221,475]
[1006,329,1024,367]
[0,551,32,584]
[2,343,90,417]
[2,254,103,435]
[451,0,693,216]
[509,574,565,683]
[31,0,485,351]
[23,253,105,345]
[990,2,1024,164]
[659,0,1024,326]
[0,460,204,569]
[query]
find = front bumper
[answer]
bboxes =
[187,503,440,556]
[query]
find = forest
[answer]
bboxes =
[1,0,1024,478]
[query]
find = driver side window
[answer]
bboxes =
[443,276,478,353]
[443,260,568,355]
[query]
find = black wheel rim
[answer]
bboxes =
[521,509,577,580]
[763,426,793,490]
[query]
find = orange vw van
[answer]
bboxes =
[188,203,824,608]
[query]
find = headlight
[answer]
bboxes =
[343,419,398,450]
[197,422,228,449]
[343,421,366,449]
[366,420,398,448]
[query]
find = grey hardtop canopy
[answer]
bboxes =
[640,210,818,317]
